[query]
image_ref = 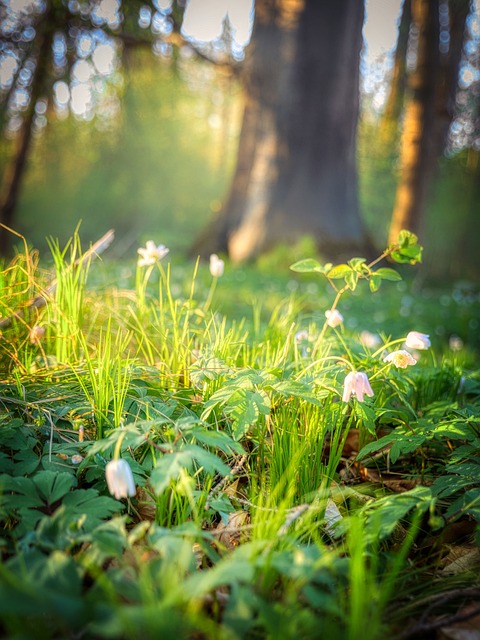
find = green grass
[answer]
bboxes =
[0,231,479,639]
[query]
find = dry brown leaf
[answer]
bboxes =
[440,546,480,576]
[214,511,250,549]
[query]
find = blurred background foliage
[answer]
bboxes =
[0,0,479,279]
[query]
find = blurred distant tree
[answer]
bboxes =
[379,0,411,146]
[192,0,370,263]
[388,0,471,244]
[0,0,189,254]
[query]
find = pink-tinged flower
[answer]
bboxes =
[359,330,381,349]
[405,331,431,350]
[342,371,374,403]
[105,459,136,499]
[384,350,417,368]
[209,253,225,277]
[325,309,343,328]
[137,241,169,267]
[29,325,45,345]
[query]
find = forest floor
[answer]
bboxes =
[0,233,479,639]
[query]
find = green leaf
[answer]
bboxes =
[344,270,358,291]
[362,486,433,540]
[289,259,323,273]
[326,264,351,279]
[33,471,76,505]
[369,275,382,292]
[62,489,121,530]
[348,257,367,272]
[390,230,423,264]
[353,401,376,435]
[374,267,402,281]
[150,450,195,495]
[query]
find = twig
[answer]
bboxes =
[0,229,115,330]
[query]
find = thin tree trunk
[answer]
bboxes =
[388,0,440,244]
[0,6,54,255]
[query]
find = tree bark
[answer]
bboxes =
[191,0,369,263]
[380,0,411,144]
[0,6,54,255]
[433,0,470,156]
[388,0,440,245]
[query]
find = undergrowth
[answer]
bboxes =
[0,230,478,640]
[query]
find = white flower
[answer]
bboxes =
[295,330,309,342]
[359,330,381,349]
[384,350,417,369]
[325,309,343,328]
[342,371,374,403]
[449,335,464,351]
[71,454,83,465]
[405,331,431,350]
[29,325,45,345]
[209,253,225,277]
[105,459,136,499]
[137,240,169,267]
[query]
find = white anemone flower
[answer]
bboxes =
[137,240,169,267]
[342,371,374,403]
[105,459,136,499]
[325,309,344,328]
[359,330,381,349]
[209,253,225,277]
[405,331,431,350]
[384,350,417,369]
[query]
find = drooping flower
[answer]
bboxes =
[209,253,225,278]
[405,331,431,350]
[359,330,381,349]
[105,459,136,499]
[325,309,344,328]
[342,371,374,403]
[29,325,45,345]
[384,350,417,369]
[71,454,83,465]
[137,241,169,267]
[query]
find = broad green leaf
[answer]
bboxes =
[353,402,376,435]
[268,379,323,406]
[13,449,40,476]
[290,259,323,273]
[150,449,195,495]
[326,264,351,279]
[362,486,433,540]
[374,267,402,281]
[62,489,121,530]
[33,471,76,505]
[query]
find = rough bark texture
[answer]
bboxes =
[0,6,54,254]
[191,0,369,263]
[388,0,440,245]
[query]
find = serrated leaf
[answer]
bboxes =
[268,380,322,406]
[62,490,121,530]
[150,450,195,495]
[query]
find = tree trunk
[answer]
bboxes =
[433,0,470,156]
[379,0,411,144]
[191,0,369,263]
[388,0,440,245]
[0,6,54,255]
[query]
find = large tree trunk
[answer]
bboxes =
[0,6,54,255]
[388,0,440,244]
[191,0,369,263]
